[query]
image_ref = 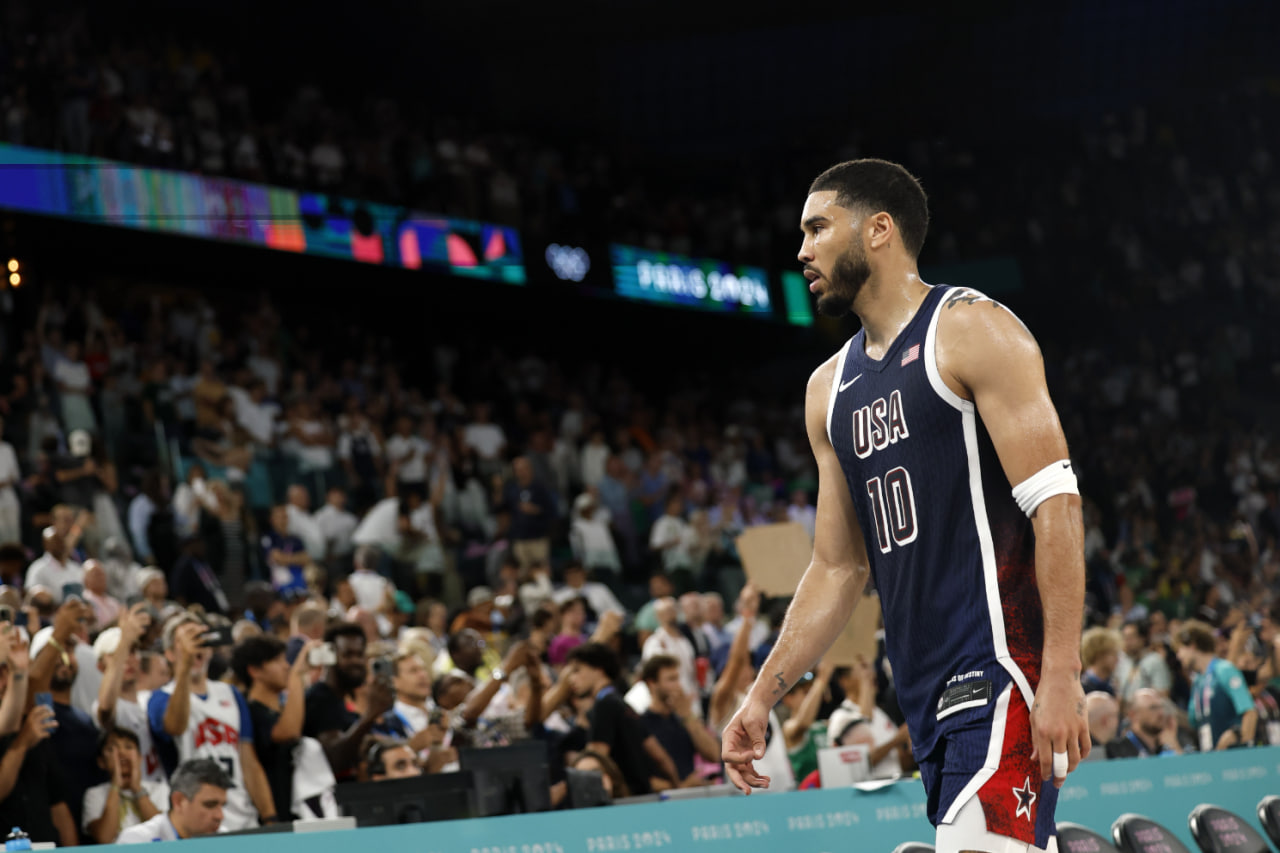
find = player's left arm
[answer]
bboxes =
[937,295,1089,783]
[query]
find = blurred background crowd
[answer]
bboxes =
[0,0,1275,845]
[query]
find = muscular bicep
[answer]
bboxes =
[937,297,1070,487]
[805,359,870,573]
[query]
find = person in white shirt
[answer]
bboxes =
[54,341,98,434]
[116,758,232,843]
[570,490,622,576]
[352,492,445,575]
[82,727,169,843]
[233,380,277,448]
[25,526,85,603]
[641,597,698,701]
[312,486,358,564]
[827,658,907,780]
[578,430,610,490]
[785,489,817,541]
[346,544,394,612]
[284,484,326,561]
[148,618,278,830]
[95,605,166,786]
[462,403,506,474]
[0,416,22,545]
[171,464,218,540]
[384,416,429,494]
[555,563,625,621]
[649,496,697,590]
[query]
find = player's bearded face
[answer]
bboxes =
[816,237,871,317]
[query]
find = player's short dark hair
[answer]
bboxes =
[324,620,366,647]
[566,642,620,683]
[230,635,288,687]
[640,654,680,684]
[809,159,930,258]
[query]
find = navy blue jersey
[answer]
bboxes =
[826,285,1041,759]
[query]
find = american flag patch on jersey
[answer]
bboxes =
[901,343,921,366]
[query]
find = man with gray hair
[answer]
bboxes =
[117,758,232,842]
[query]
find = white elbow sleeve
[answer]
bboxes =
[1011,459,1078,517]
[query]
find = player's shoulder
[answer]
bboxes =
[806,344,848,401]
[934,286,1038,357]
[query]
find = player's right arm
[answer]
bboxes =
[722,355,872,793]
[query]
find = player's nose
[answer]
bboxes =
[797,240,814,264]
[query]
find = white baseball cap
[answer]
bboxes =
[92,626,123,660]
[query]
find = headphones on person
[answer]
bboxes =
[366,739,394,776]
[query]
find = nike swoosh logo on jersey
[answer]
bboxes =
[839,374,863,392]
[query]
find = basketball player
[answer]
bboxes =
[147,616,278,830]
[722,159,1088,853]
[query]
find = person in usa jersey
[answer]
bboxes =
[723,159,1089,853]
[148,616,278,831]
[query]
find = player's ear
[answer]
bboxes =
[866,211,894,250]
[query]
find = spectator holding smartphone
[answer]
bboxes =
[29,597,102,836]
[232,635,332,821]
[147,615,278,829]
[0,700,72,845]
[304,621,402,780]
[94,603,165,784]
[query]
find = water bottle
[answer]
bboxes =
[5,827,31,851]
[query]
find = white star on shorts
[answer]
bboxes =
[1013,775,1037,821]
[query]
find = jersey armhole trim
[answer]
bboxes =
[825,338,854,447]
[925,287,975,413]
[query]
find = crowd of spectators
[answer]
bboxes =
[3,1,1278,283]
[0,0,1277,844]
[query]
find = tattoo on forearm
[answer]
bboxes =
[771,672,788,697]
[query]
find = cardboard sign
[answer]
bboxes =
[825,592,881,666]
[735,522,880,667]
[735,522,812,596]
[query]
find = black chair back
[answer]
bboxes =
[1187,804,1269,853]
[1257,796,1280,850]
[1111,813,1193,853]
[1057,821,1122,853]
[889,843,935,853]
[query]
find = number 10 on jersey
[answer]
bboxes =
[865,467,918,553]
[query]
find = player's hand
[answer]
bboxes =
[1029,670,1089,787]
[721,698,772,795]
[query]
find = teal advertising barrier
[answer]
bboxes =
[105,747,1280,853]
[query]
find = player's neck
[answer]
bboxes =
[853,271,930,355]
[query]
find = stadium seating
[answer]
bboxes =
[1257,796,1280,850]
[1057,821,1123,853]
[1187,805,1270,853]
[1112,814,1193,853]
